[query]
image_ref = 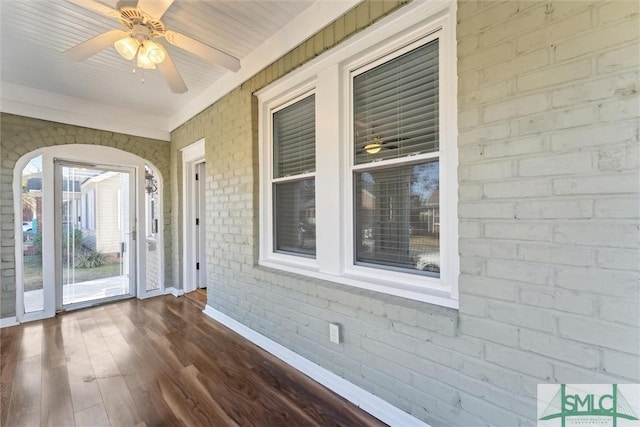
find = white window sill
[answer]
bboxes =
[259,258,458,309]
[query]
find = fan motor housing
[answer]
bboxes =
[118,6,165,38]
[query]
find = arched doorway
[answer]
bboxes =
[14,145,164,322]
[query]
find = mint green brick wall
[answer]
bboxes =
[456,0,639,423]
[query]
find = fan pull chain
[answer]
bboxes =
[130,57,145,85]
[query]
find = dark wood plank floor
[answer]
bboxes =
[1,295,386,427]
[184,288,207,311]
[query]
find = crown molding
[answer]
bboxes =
[0,82,171,141]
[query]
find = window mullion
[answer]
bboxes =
[351,151,440,172]
[315,65,343,275]
[272,172,316,183]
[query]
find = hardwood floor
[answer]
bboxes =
[184,288,207,311]
[1,295,386,427]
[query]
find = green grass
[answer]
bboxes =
[23,254,121,292]
[23,254,43,291]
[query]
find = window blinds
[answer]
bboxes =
[354,40,439,164]
[274,179,316,255]
[273,94,316,178]
[355,161,440,275]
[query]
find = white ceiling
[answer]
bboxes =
[0,0,360,140]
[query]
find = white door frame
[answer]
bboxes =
[196,162,207,289]
[13,145,159,323]
[181,139,205,294]
[54,160,137,311]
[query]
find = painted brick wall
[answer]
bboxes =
[0,113,172,317]
[174,1,639,425]
[457,0,639,388]
[455,0,640,419]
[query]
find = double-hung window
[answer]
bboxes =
[272,94,316,256]
[352,40,441,277]
[259,1,457,307]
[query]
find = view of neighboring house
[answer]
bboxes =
[21,168,127,261]
[21,175,42,236]
[22,174,81,242]
[79,171,129,256]
[61,179,81,227]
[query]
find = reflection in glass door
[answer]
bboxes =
[58,162,135,308]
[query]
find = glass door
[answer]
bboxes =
[56,161,136,309]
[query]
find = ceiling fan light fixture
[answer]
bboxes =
[65,0,242,93]
[364,137,383,154]
[141,40,166,64]
[114,36,139,60]
[364,143,382,154]
[149,48,165,64]
[136,54,156,69]
[136,42,157,69]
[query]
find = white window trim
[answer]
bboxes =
[260,81,320,271]
[258,0,458,308]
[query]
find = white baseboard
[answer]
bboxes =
[203,305,430,427]
[164,287,184,297]
[140,289,165,299]
[0,316,19,328]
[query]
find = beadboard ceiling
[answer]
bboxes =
[0,0,360,140]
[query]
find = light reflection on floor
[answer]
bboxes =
[24,275,129,312]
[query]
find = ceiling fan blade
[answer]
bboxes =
[137,0,174,19]
[66,0,121,19]
[64,29,129,61]
[164,30,240,72]
[157,51,188,94]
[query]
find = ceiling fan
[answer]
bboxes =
[64,0,241,93]
[359,136,399,154]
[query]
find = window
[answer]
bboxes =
[272,94,316,256]
[259,1,457,307]
[145,165,159,237]
[353,40,440,277]
[82,189,96,231]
